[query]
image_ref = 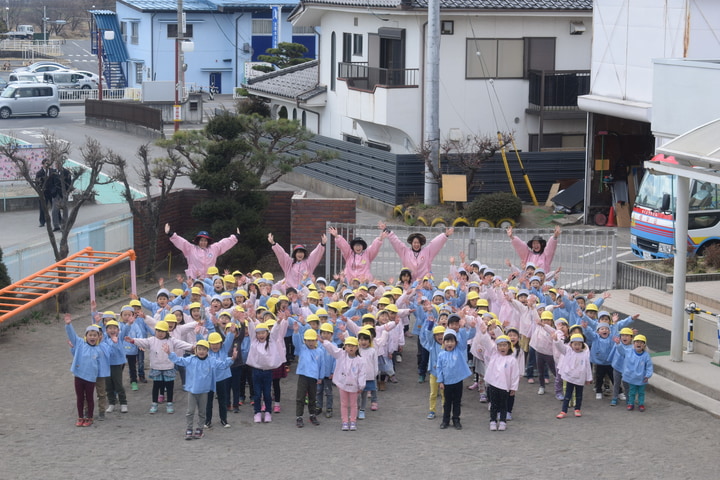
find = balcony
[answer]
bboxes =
[526,69,590,119]
[338,62,419,92]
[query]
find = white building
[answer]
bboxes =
[247,0,593,153]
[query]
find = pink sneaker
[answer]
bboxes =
[254,412,262,423]
[264,412,272,423]
[467,382,479,390]
[273,403,281,413]
[370,402,378,411]
[261,404,266,412]
[158,394,165,403]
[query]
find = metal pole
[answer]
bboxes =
[685,303,695,353]
[43,5,46,43]
[89,275,96,313]
[423,0,440,205]
[670,175,689,361]
[174,0,184,132]
[98,30,103,101]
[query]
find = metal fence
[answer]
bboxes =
[3,213,133,283]
[85,99,163,132]
[324,223,618,292]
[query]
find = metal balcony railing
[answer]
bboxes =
[527,69,590,112]
[338,62,419,91]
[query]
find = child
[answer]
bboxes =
[554,333,593,419]
[420,322,446,419]
[124,319,194,414]
[103,319,129,414]
[164,340,236,439]
[64,314,110,427]
[246,317,288,423]
[292,325,324,427]
[316,323,336,418]
[205,330,236,429]
[616,334,653,411]
[436,329,472,430]
[320,335,366,431]
[479,332,520,432]
[529,310,559,397]
[610,327,635,406]
[120,305,148,391]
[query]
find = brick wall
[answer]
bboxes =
[132,190,354,274]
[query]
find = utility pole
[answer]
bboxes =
[174,0,184,132]
[423,0,440,205]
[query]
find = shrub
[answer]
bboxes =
[464,192,522,223]
[0,247,10,288]
[702,242,720,269]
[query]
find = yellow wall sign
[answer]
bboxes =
[441,175,467,202]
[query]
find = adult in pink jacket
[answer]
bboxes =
[165,223,240,280]
[268,232,326,289]
[328,226,387,283]
[507,225,561,272]
[378,221,454,282]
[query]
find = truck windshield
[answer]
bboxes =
[635,173,675,211]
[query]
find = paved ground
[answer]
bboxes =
[1,295,719,479]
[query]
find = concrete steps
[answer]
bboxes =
[601,284,720,418]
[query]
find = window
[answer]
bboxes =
[343,33,352,62]
[524,37,555,77]
[528,133,585,152]
[292,25,315,35]
[331,32,336,91]
[466,38,523,79]
[130,22,139,45]
[167,24,193,38]
[252,19,272,35]
[135,63,143,84]
[120,22,127,43]
[353,34,363,56]
[344,134,362,144]
[441,21,454,35]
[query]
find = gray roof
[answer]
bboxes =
[293,0,591,9]
[119,0,298,12]
[244,60,325,101]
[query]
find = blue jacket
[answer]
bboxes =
[208,331,235,382]
[319,344,336,378]
[617,348,653,385]
[419,320,444,377]
[611,342,633,371]
[66,324,109,382]
[169,352,232,394]
[436,345,472,385]
[292,332,325,379]
[587,328,615,365]
[103,333,127,366]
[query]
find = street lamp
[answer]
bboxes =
[97,29,114,101]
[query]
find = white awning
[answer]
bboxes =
[657,118,720,169]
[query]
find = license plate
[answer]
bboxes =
[643,251,652,259]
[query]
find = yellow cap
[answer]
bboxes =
[361,313,376,323]
[251,269,262,276]
[129,299,142,307]
[316,308,328,317]
[477,298,489,307]
[585,304,599,312]
[208,332,223,344]
[189,302,202,310]
[164,314,179,323]
[378,297,391,305]
[155,321,169,332]
[385,304,398,313]
[223,274,235,283]
[207,266,219,275]
[432,325,446,335]
[171,288,184,297]
[344,336,359,346]
[619,328,634,336]
[466,291,480,301]
[262,272,274,281]
[303,329,318,340]
[191,287,203,295]
[325,286,336,293]
[196,340,210,350]
[307,291,321,300]
[235,289,248,298]
[320,323,334,333]
[306,314,320,323]
[633,334,647,343]
[570,334,585,343]
[105,320,119,328]
[541,311,554,320]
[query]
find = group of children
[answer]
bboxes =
[64,225,655,436]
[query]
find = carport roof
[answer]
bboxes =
[657,118,720,169]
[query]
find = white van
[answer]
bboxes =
[43,71,96,90]
[0,83,60,119]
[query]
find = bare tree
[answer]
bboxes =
[108,144,189,275]
[419,131,513,199]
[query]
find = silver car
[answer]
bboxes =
[0,83,60,119]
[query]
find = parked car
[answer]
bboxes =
[8,72,43,83]
[0,83,60,119]
[42,71,97,90]
[72,70,101,84]
[0,78,7,92]
[14,61,68,73]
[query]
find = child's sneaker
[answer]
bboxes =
[370,402,378,411]
[204,422,212,429]
[254,413,262,423]
[389,375,398,383]
[296,417,304,428]
[131,382,139,391]
[627,404,635,411]
[82,418,93,427]
[264,412,272,423]
[97,412,105,421]
[498,421,507,431]
[221,420,231,428]
[556,412,567,419]
[610,398,618,406]
[273,402,281,413]
[233,406,240,413]
[261,403,266,412]
[120,404,128,413]
[106,405,115,413]
[427,411,436,419]
[341,422,349,431]
[185,429,194,440]
[325,408,333,418]
[158,394,165,403]
[489,421,498,431]
[506,412,513,421]
[310,415,320,426]
[574,409,582,417]
[440,422,449,429]
[453,420,462,430]
[555,394,565,401]
[527,377,535,384]
[595,393,602,400]
[468,382,479,390]
[139,376,147,383]
[418,375,426,383]
[349,421,357,431]
[396,354,402,362]
[638,405,646,412]
[537,386,545,395]
[166,402,174,414]
[194,428,204,439]
[358,410,366,420]
[618,393,627,401]
[149,403,158,414]
[479,393,488,403]
[75,418,84,427]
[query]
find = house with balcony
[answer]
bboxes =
[577,0,720,224]
[114,0,317,94]
[275,0,592,155]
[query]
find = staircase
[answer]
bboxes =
[90,10,128,89]
[602,282,720,417]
